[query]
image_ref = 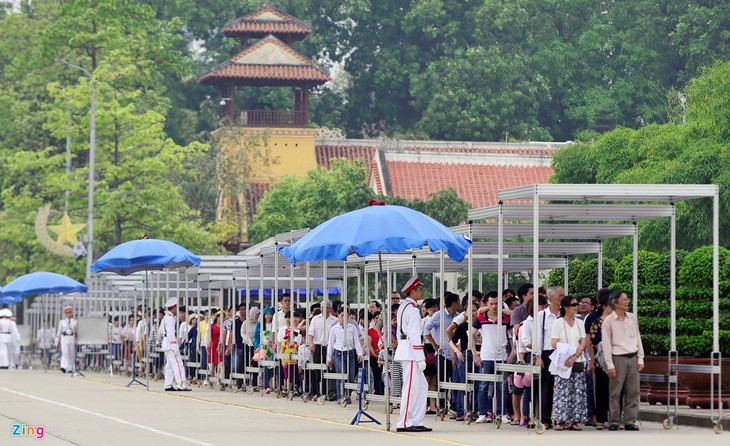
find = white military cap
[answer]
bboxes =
[165,297,178,309]
[401,276,422,295]
[0,309,10,317]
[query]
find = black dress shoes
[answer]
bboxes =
[624,424,640,431]
[396,426,433,432]
[178,388,192,392]
[60,368,66,373]
[164,387,177,391]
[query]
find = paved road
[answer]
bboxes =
[0,369,724,445]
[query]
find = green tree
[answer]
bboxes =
[248,158,469,243]
[0,0,216,282]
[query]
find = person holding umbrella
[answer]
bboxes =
[159,298,191,391]
[55,306,77,373]
[395,276,432,433]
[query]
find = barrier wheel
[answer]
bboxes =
[317,395,327,406]
[302,394,310,403]
[233,386,239,394]
[662,418,673,430]
[495,417,502,429]
[340,398,348,408]
[439,410,446,421]
[363,401,369,410]
[246,386,254,395]
[276,390,281,398]
[288,391,294,401]
[535,422,546,435]
[713,423,723,434]
[389,404,394,414]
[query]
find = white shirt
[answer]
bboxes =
[326,322,362,361]
[178,320,189,343]
[135,319,147,344]
[518,315,535,353]
[110,325,122,344]
[551,317,586,358]
[536,308,560,352]
[277,326,302,345]
[37,327,54,349]
[473,315,509,361]
[308,313,337,346]
[122,324,136,342]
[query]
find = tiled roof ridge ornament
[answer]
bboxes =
[368,199,387,206]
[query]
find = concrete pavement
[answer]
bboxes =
[0,368,725,445]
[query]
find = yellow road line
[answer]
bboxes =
[83,376,472,446]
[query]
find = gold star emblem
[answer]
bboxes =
[49,212,86,247]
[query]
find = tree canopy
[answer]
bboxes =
[0,0,215,282]
[551,60,730,254]
[145,0,730,143]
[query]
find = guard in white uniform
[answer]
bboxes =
[395,276,432,432]
[159,298,190,391]
[55,306,77,373]
[0,309,20,369]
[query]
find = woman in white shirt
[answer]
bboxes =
[550,296,588,431]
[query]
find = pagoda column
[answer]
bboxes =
[221,84,236,122]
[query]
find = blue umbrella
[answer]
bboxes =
[279,205,471,265]
[90,238,201,276]
[0,295,22,305]
[2,271,87,297]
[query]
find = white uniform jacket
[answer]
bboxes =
[0,319,20,344]
[55,318,77,346]
[394,297,425,362]
[158,311,179,351]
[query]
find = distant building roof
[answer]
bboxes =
[198,35,330,86]
[222,6,311,40]
[313,137,565,209]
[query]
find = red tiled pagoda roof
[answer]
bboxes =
[314,144,375,170]
[383,161,554,209]
[222,6,311,39]
[198,35,330,85]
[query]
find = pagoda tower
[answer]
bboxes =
[199,6,330,251]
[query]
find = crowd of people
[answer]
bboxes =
[1,279,646,433]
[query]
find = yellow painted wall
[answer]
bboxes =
[213,127,318,184]
[212,126,318,242]
[255,128,318,181]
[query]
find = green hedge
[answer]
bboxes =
[547,246,730,356]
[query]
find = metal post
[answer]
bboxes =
[670,204,676,352]
[55,59,95,280]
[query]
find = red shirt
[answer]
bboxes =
[368,327,380,357]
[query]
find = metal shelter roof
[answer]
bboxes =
[468,204,675,222]
[498,184,718,202]
[452,223,637,239]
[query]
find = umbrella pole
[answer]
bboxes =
[146,271,151,390]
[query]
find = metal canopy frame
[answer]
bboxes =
[498,183,718,202]
[452,223,637,239]
[364,255,567,274]
[495,183,722,431]
[468,204,675,222]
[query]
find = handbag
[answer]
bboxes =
[425,350,436,366]
[563,319,585,374]
[595,342,609,370]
